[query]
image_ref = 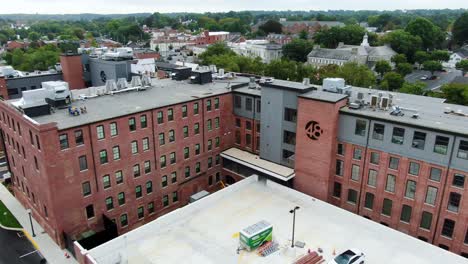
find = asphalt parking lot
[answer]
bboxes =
[405,69,462,91]
[0,228,46,264]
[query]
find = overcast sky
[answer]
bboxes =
[1,0,467,14]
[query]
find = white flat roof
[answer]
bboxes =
[221,148,295,181]
[86,176,466,264]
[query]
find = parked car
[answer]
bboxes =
[328,248,365,264]
[420,75,429,80]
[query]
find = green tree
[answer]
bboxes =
[396,63,413,76]
[430,50,450,62]
[441,83,468,105]
[423,60,442,77]
[337,62,376,88]
[414,51,430,66]
[299,30,308,40]
[375,60,392,78]
[199,42,235,64]
[282,39,314,62]
[259,20,282,34]
[381,30,422,61]
[399,81,426,95]
[452,12,468,46]
[314,24,367,48]
[381,72,404,91]
[28,31,40,42]
[456,60,468,76]
[405,17,444,50]
[391,54,407,65]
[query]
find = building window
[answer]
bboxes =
[382,198,392,216]
[163,195,169,207]
[146,181,153,194]
[131,141,138,154]
[185,166,190,178]
[245,98,252,111]
[385,174,396,193]
[137,206,144,219]
[194,123,200,134]
[110,122,118,136]
[133,164,141,177]
[118,192,125,205]
[246,134,252,146]
[333,182,341,198]
[457,140,468,159]
[162,175,168,187]
[79,156,88,171]
[215,117,220,129]
[85,205,95,219]
[36,135,41,150]
[284,108,297,122]
[453,174,465,188]
[59,134,69,150]
[234,95,242,108]
[195,144,200,155]
[103,175,111,189]
[353,148,362,160]
[430,168,442,182]
[408,162,420,176]
[167,108,174,121]
[82,181,91,196]
[434,136,449,155]
[391,127,405,145]
[129,117,136,131]
[207,140,212,151]
[283,130,296,145]
[372,123,385,140]
[364,192,374,210]
[367,169,377,187]
[160,155,166,168]
[115,171,123,184]
[97,125,105,139]
[214,98,219,109]
[400,205,412,223]
[183,126,189,138]
[157,111,164,124]
[171,172,177,183]
[256,123,260,133]
[412,131,426,150]
[159,133,165,145]
[441,219,455,238]
[105,197,114,211]
[336,160,344,176]
[347,189,358,204]
[235,118,241,128]
[120,214,128,227]
[209,175,213,185]
[420,211,433,230]
[215,137,220,148]
[355,119,367,137]
[195,162,201,173]
[388,157,399,170]
[337,143,344,155]
[425,186,438,205]
[206,99,212,111]
[144,160,151,174]
[216,155,220,165]
[99,150,108,164]
[184,147,190,159]
[208,157,213,168]
[370,152,380,165]
[142,138,149,151]
[140,115,147,128]
[170,152,176,164]
[148,202,155,214]
[75,130,84,145]
[193,102,199,115]
[351,165,360,181]
[256,99,261,113]
[447,192,461,213]
[172,191,178,202]
[207,119,212,131]
[216,172,220,182]
[182,105,187,117]
[169,130,175,142]
[135,185,142,198]
[405,180,417,199]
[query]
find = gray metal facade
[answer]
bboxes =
[89,58,132,87]
[6,73,63,99]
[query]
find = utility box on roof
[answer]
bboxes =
[239,220,273,251]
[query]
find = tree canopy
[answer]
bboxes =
[282,39,314,62]
[259,20,282,34]
[452,12,468,46]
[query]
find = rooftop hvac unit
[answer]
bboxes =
[357,92,364,100]
[209,65,217,73]
[349,102,360,109]
[248,77,256,89]
[131,76,142,87]
[323,78,345,93]
[381,97,390,109]
[303,78,310,86]
[141,75,151,87]
[219,68,225,77]
[105,80,117,93]
[370,95,378,108]
[117,78,127,90]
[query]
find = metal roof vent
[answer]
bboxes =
[117,78,127,90]
[130,76,142,87]
[302,78,310,86]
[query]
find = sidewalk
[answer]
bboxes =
[0,183,78,264]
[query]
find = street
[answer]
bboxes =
[0,228,46,264]
[405,69,462,91]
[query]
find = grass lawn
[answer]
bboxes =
[0,200,21,228]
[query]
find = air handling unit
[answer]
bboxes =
[239,220,273,251]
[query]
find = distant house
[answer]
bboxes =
[6,41,28,51]
[307,33,396,69]
[266,34,293,45]
[280,20,345,35]
[228,40,283,63]
[444,45,468,68]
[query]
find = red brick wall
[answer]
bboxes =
[0,77,8,100]
[60,55,85,90]
[233,116,260,154]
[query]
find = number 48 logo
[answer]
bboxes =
[305,121,323,140]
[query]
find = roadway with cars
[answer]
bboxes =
[405,68,462,91]
[0,227,46,264]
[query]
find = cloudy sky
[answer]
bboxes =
[1,0,467,14]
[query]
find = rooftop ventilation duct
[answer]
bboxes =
[141,75,151,86]
[249,77,256,89]
[117,78,127,90]
[302,78,310,86]
[131,76,142,87]
[105,79,117,93]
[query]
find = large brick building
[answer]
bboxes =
[1,73,467,259]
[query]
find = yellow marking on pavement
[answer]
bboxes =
[23,229,40,250]
[232,232,239,238]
